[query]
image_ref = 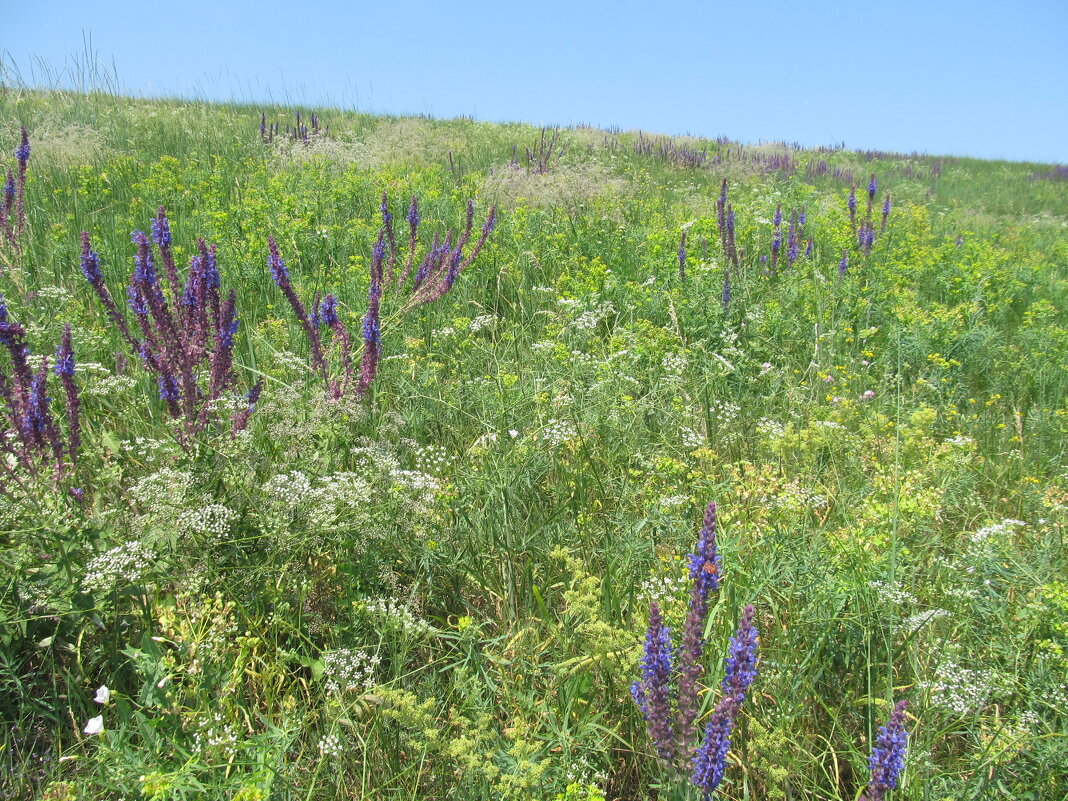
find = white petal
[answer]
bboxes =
[93,685,110,704]
[83,715,104,735]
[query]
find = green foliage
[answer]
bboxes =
[0,84,1066,800]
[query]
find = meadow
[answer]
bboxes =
[1,81,1067,800]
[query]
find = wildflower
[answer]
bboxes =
[83,716,104,735]
[839,250,849,278]
[678,230,687,280]
[631,602,676,763]
[93,685,111,704]
[861,700,908,801]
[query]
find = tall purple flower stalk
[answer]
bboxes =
[848,185,858,234]
[53,324,80,462]
[356,234,385,397]
[860,700,909,801]
[82,213,250,446]
[678,230,688,280]
[268,235,327,380]
[1,127,31,253]
[839,250,850,278]
[691,605,759,799]
[631,601,677,764]
[881,193,892,231]
[14,127,30,240]
[676,502,722,757]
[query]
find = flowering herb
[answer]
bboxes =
[861,700,909,801]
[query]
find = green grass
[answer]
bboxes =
[1,79,1067,801]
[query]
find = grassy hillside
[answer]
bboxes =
[1,85,1067,800]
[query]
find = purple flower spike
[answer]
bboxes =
[15,127,30,164]
[130,231,156,285]
[868,173,878,201]
[721,605,759,702]
[861,700,909,801]
[839,250,849,277]
[848,185,858,215]
[631,601,676,764]
[688,501,721,600]
[678,230,688,280]
[151,207,172,248]
[267,236,289,286]
[319,294,339,327]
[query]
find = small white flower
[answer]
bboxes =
[93,685,110,704]
[83,715,104,735]
[508,429,519,439]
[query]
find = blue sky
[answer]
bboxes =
[3,0,1066,163]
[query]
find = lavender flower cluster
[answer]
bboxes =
[81,208,259,446]
[269,192,496,399]
[631,501,909,799]
[0,127,31,255]
[631,501,758,797]
[0,297,80,480]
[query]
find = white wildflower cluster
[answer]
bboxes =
[659,494,690,508]
[640,573,688,607]
[969,519,1026,545]
[322,649,380,695]
[312,472,374,509]
[121,437,178,459]
[34,285,73,304]
[177,504,238,542]
[414,444,451,475]
[541,419,578,447]
[815,420,846,431]
[921,659,999,716]
[1048,685,1068,714]
[709,399,740,427]
[569,301,615,332]
[129,468,194,508]
[84,374,139,397]
[389,469,440,493]
[570,349,599,369]
[262,471,314,509]
[318,733,343,757]
[680,426,705,448]
[350,445,401,474]
[531,340,560,354]
[203,392,250,416]
[83,541,155,593]
[271,350,314,375]
[468,314,498,333]
[661,353,688,375]
[899,608,951,634]
[363,597,435,637]
[433,325,457,338]
[868,580,919,606]
[773,482,829,513]
[944,434,976,448]
[757,417,785,440]
[194,711,238,758]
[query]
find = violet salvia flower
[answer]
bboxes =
[805,237,814,257]
[678,230,688,280]
[15,127,30,164]
[231,378,263,436]
[690,604,759,799]
[355,233,384,397]
[131,231,157,285]
[881,193,892,230]
[152,206,181,302]
[157,374,180,401]
[773,203,782,227]
[839,250,849,278]
[689,501,721,599]
[848,185,858,220]
[787,223,799,265]
[267,236,289,286]
[381,191,397,276]
[691,700,734,797]
[54,324,80,461]
[631,601,676,764]
[868,173,878,201]
[459,204,497,271]
[860,700,909,801]
[267,236,327,376]
[319,294,339,327]
[799,206,807,227]
[14,127,30,239]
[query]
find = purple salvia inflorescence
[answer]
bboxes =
[355,233,385,397]
[860,700,909,801]
[14,127,30,240]
[676,501,722,758]
[53,324,80,461]
[267,235,327,377]
[691,605,759,799]
[631,601,676,764]
[868,172,878,202]
[678,230,688,280]
[805,237,814,258]
[881,193,892,230]
[319,294,339,327]
[839,250,850,278]
[787,222,799,266]
[773,203,782,227]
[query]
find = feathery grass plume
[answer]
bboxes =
[860,700,909,801]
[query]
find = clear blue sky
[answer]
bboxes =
[3,0,1067,163]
